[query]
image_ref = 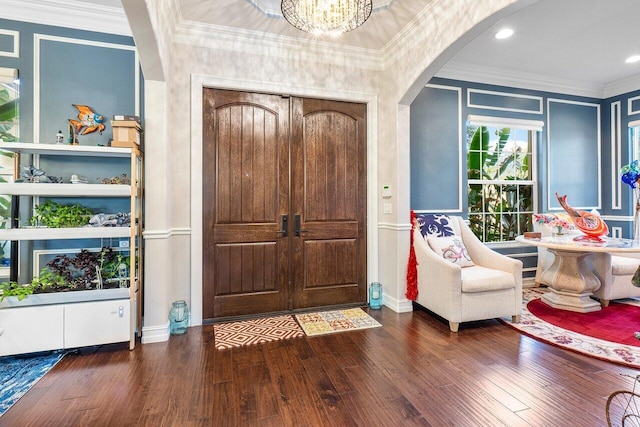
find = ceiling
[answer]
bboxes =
[6,0,640,98]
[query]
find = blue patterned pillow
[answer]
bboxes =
[415,214,456,238]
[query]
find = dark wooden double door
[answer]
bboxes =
[202,89,367,319]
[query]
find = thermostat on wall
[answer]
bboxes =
[382,185,392,198]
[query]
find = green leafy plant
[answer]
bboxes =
[0,247,130,301]
[30,199,93,228]
[0,281,34,301]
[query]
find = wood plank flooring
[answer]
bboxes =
[2,306,637,426]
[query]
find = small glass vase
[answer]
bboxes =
[552,226,564,238]
[169,300,190,335]
[369,282,382,310]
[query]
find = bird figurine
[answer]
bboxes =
[555,192,609,243]
[68,104,105,136]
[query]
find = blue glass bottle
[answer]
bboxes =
[369,282,382,309]
[169,300,190,335]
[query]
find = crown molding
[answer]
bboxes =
[604,74,640,99]
[0,0,131,37]
[435,60,605,99]
[172,18,385,71]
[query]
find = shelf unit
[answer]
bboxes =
[0,142,143,355]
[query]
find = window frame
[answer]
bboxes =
[466,116,542,243]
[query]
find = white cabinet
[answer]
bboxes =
[0,142,143,355]
[64,299,131,348]
[0,305,64,356]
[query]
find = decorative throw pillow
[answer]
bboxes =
[415,214,457,238]
[427,236,475,267]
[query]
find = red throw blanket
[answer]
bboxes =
[405,210,418,300]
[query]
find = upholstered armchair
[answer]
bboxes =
[412,214,522,332]
[533,213,640,306]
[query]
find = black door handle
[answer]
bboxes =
[276,214,288,237]
[294,214,308,237]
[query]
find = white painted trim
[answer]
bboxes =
[467,115,544,131]
[629,120,640,128]
[606,75,640,100]
[378,222,412,232]
[437,60,605,99]
[629,95,640,116]
[611,101,622,210]
[143,228,191,240]
[612,227,623,239]
[382,292,413,313]
[546,98,602,210]
[141,320,170,344]
[33,34,139,144]
[601,215,633,222]
[467,88,543,115]
[190,74,379,327]
[0,0,132,37]
[0,29,19,58]
[411,209,464,214]
[425,83,463,212]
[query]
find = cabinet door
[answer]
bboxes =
[0,305,64,357]
[64,299,130,348]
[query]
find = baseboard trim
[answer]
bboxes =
[383,293,414,313]
[141,321,170,344]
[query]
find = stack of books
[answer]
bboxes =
[110,115,142,148]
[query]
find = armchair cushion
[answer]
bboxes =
[611,255,640,276]
[461,266,516,292]
[427,235,474,267]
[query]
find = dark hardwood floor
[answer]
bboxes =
[2,306,637,426]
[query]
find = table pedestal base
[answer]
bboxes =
[540,288,601,313]
[540,249,602,313]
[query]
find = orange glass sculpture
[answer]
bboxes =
[555,192,608,243]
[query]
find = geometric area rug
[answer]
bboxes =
[0,351,65,417]
[213,315,305,351]
[213,308,382,350]
[502,288,640,369]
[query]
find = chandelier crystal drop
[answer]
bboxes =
[281,0,373,36]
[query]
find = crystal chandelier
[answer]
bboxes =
[281,0,373,36]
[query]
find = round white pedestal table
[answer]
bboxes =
[516,235,640,313]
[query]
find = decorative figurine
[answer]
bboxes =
[56,130,64,144]
[556,192,609,243]
[68,104,106,144]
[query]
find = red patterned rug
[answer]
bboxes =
[503,289,640,368]
[213,315,304,351]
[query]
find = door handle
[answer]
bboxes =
[294,214,308,237]
[276,214,288,237]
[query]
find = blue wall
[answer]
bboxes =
[411,78,640,223]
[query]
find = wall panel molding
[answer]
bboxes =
[611,101,622,210]
[0,29,19,58]
[33,34,139,144]
[546,98,601,210]
[467,88,543,114]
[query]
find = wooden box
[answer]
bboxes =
[111,120,142,148]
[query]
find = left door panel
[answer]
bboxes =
[202,89,291,319]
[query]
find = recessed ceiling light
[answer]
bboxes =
[626,55,640,64]
[494,28,514,40]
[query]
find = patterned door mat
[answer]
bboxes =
[213,315,305,351]
[295,308,382,337]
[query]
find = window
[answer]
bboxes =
[467,119,538,242]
